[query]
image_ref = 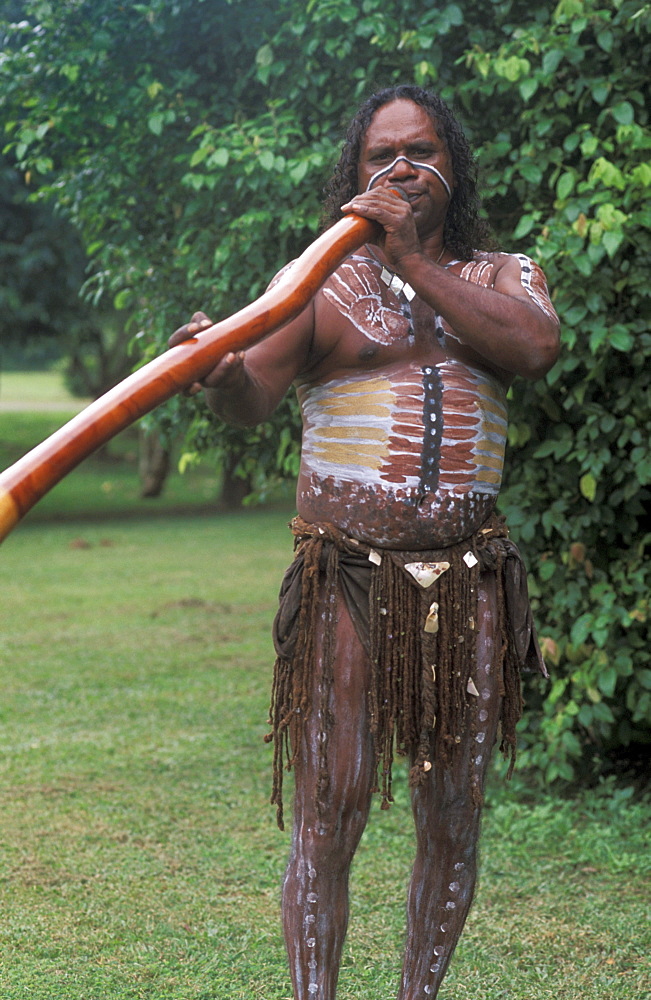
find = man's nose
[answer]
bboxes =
[366,155,420,191]
[386,156,418,181]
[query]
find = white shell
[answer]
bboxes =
[405,560,450,588]
[424,601,440,634]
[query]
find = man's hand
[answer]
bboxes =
[341,187,422,269]
[168,310,246,397]
[168,309,213,348]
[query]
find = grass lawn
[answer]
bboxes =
[0,370,91,411]
[0,385,649,998]
[0,375,227,521]
[1,509,649,999]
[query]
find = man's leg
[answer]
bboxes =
[282,587,376,1000]
[398,570,503,999]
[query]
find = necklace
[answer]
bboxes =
[365,245,446,302]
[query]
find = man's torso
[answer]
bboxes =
[294,250,554,549]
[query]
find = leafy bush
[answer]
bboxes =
[1,0,649,783]
[460,0,651,782]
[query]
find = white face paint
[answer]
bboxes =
[366,155,452,200]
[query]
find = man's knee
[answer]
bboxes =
[412,774,483,855]
[289,826,354,877]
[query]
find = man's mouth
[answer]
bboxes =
[390,186,423,204]
[404,191,425,207]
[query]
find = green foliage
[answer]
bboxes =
[0,156,83,367]
[456,0,651,784]
[1,0,649,785]
[0,156,134,392]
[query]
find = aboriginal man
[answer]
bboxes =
[171,85,560,1000]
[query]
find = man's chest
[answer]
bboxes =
[306,254,498,382]
[310,267,443,375]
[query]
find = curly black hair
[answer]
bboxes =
[322,85,496,261]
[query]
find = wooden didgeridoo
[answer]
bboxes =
[0,213,380,544]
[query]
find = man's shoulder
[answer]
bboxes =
[266,259,298,291]
[460,249,550,282]
[464,248,536,266]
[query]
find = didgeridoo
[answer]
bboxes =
[0,213,380,543]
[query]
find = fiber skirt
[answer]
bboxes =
[266,513,545,830]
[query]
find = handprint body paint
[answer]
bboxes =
[296,251,555,549]
[322,258,414,346]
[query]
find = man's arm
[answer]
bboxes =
[342,188,560,380]
[393,251,559,380]
[168,298,315,426]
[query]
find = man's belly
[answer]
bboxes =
[296,359,508,549]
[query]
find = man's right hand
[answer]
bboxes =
[168,310,247,396]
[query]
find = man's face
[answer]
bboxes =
[357,99,454,239]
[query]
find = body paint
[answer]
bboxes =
[366,155,452,200]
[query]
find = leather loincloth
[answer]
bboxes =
[266,513,546,830]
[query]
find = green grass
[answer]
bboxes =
[0,389,649,998]
[0,370,90,409]
[0,372,298,524]
[0,374,293,522]
[1,511,649,999]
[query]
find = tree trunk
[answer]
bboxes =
[139,427,171,498]
[220,453,252,509]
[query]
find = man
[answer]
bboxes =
[171,85,560,1000]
